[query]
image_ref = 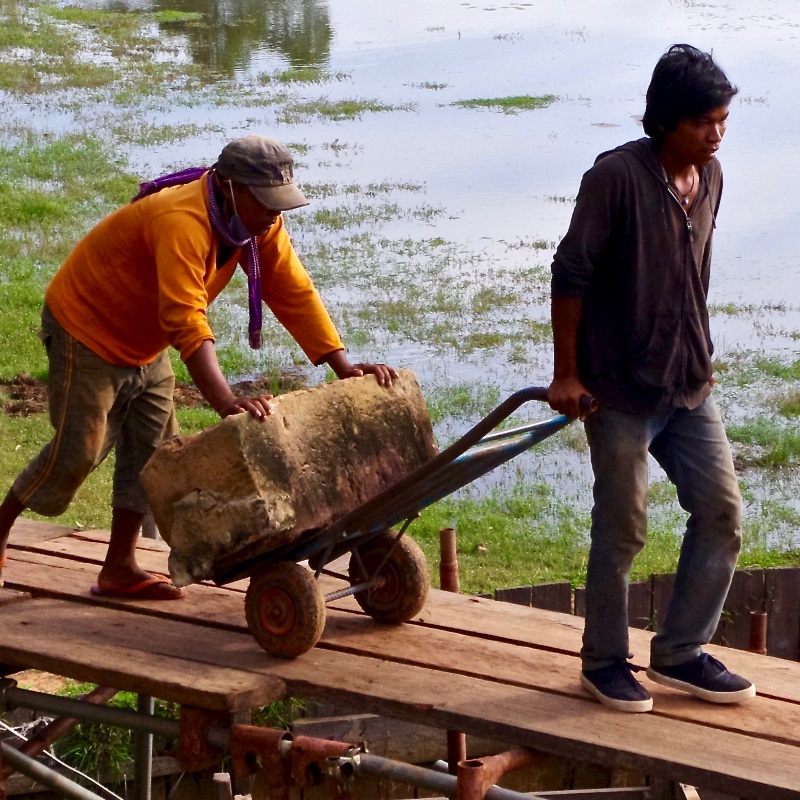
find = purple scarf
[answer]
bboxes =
[133,168,262,349]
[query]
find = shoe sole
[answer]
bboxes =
[579,673,653,713]
[646,667,756,703]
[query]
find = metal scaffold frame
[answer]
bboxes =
[1,681,655,800]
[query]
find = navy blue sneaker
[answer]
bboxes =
[580,661,653,713]
[647,653,756,703]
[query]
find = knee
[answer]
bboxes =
[711,486,743,536]
[21,470,90,518]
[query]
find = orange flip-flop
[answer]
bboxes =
[90,574,185,600]
[0,553,7,588]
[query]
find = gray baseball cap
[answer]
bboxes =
[215,135,309,211]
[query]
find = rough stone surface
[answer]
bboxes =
[140,370,437,586]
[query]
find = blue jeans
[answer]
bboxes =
[581,395,742,670]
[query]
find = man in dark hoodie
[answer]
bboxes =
[548,44,754,712]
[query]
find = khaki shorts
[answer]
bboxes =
[13,304,176,516]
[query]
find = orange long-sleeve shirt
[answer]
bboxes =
[46,173,344,367]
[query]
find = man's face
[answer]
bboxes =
[226,182,281,236]
[665,104,729,166]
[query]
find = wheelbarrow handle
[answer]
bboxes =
[579,394,599,416]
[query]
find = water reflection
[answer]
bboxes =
[174,0,330,72]
[102,0,332,73]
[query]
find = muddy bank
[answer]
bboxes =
[1,371,311,417]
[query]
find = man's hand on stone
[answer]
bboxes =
[348,362,399,386]
[221,394,274,420]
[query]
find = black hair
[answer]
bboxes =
[642,44,738,146]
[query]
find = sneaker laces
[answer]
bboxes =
[696,653,727,676]
[613,659,645,674]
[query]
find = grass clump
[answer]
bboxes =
[50,683,179,783]
[774,390,800,418]
[154,10,204,24]
[727,417,800,468]
[452,94,557,114]
[425,383,502,425]
[260,66,350,85]
[280,97,417,123]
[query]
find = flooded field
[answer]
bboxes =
[3,0,800,560]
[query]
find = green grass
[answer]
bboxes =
[259,66,351,85]
[424,383,502,425]
[48,683,179,783]
[280,97,417,123]
[0,136,138,379]
[774,390,800,418]
[727,417,800,467]
[154,10,204,24]
[452,94,557,114]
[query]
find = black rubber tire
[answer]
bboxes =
[245,562,326,658]
[349,531,430,624]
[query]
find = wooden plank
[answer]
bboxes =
[335,588,800,704]
[317,613,800,749]
[7,518,78,544]
[71,528,172,554]
[2,550,246,629]
[1,601,800,798]
[0,600,284,710]
[765,567,800,661]
[272,654,800,798]
[4,595,800,754]
[0,588,30,607]
[9,530,172,575]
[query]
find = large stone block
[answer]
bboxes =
[140,370,437,586]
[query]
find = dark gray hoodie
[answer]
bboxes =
[551,137,722,412]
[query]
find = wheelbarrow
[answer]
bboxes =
[206,386,585,659]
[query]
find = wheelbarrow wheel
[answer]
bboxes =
[245,562,325,659]
[349,531,430,624]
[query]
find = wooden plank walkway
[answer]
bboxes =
[2,520,800,798]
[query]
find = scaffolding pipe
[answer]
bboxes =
[457,749,540,800]
[0,741,107,800]
[440,526,466,775]
[1,686,118,782]
[134,694,154,800]
[345,753,546,800]
[2,687,181,741]
[2,692,555,800]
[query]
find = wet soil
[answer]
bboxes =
[1,370,311,417]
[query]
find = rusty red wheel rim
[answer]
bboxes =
[258,587,297,636]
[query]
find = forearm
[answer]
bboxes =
[319,348,353,378]
[551,296,583,379]
[184,340,238,416]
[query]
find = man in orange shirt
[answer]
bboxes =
[0,135,397,599]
